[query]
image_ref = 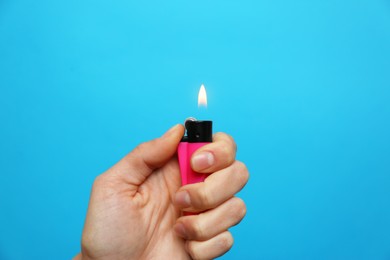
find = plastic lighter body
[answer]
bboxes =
[177,119,213,186]
[178,142,209,185]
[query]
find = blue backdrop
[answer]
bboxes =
[1,0,390,259]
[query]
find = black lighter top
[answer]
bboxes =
[182,120,213,143]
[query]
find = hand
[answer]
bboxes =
[74,124,249,260]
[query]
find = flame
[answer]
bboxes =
[198,84,207,108]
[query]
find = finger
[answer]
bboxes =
[109,124,184,189]
[185,231,233,260]
[174,197,246,241]
[191,132,237,173]
[175,161,249,211]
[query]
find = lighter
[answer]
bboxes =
[177,84,212,186]
[177,118,213,186]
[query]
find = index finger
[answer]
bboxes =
[190,132,237,173]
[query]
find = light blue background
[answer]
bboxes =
[1,0,390,259]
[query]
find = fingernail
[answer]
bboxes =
[174,222,188,239]
[175,190,191,208]
[192,152,214,171]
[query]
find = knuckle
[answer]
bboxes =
[234,160,247,173]
[230,197,247,223]
[217,232,234,252]
[223,136,234,150]
[185,241,198,260]
[217,132,234,146]
[196,186,213,209]
[219,141,235,164]
[216,132,235,149]
[189,219,205,239]
[225,133,237,152]
[212,133,237,167]
[234,161,249,185]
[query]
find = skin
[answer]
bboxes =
[74,124,249,260]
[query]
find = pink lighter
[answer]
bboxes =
[177,118,213,186]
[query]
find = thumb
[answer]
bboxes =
[111,124,184,188]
